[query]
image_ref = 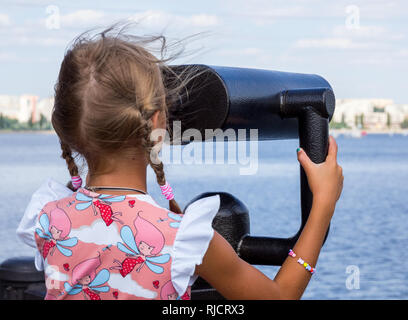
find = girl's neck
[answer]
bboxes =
[86,157,148,196]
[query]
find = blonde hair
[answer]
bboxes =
[52,22,210,213]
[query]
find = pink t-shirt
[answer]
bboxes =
[17,179,220,300]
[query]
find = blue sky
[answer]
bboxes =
[0,0,407,102]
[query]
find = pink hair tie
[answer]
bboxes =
[160,181,175,201]
[71,176,82,190]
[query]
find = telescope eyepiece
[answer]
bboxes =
[280,88,335,120]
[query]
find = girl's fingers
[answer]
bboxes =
[297,147,314,174]
[327,135,338,161]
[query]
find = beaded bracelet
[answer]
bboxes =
[288,249,316,275]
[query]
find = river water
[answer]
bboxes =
[0,132,407,299]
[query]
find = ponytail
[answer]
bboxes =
[145,131,182,214]
[60,141,82,192]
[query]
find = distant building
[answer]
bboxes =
[364,111,388,130]
[0,95,54,123]
[0,95,20,120]
[384,104,406,130]
[37,97,54,121]
[333,99,408,130]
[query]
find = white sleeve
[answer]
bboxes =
[171,194,221,297]
[16,178,73,271]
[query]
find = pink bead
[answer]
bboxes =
[71,176,82,190]
[160,181,175,201]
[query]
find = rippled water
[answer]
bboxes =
[0,132,407,299]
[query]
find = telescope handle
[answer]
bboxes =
[237,107,331,265]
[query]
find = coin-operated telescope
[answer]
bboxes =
[163,64,335,299]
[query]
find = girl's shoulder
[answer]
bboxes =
[16,178,74,270]
[170,194,221,297]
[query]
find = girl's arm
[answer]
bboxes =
[271,199,333,299]
[195,136,343,300]
[195,201,331,300]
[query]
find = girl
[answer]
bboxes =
[16,23,343,300]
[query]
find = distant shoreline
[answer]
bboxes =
[0,129,55,134]
[330,128,408,135]
[1,129,408,136]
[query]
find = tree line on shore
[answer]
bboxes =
[2,112,408,132]
[0,113,52,131]
[330,112,408,130]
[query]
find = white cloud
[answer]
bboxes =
[396,49,408,58]
[295,37,356,49]
[0,21,73,47]
[0,52,18,62]
[108,273,157,299]
[129,10,220,29]
[0,14,11,27]
[60,10,107,28]
[128,10,169,27]
[13,35,67,46]
[223,0,331,22]
[189,14,219,27]
[240,47,263,55]
[246,5,308,19]
[333,25,386,39]
[294,23,403,50]
[0,8,220,50]
[226,0,408,20]
[349,0,408,19]
[70,220,122,246]
[333,25,405,43]
[218,47,264,56]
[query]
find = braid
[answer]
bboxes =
[60,141,80,191]
[143,121,182,213]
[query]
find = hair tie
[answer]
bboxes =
[71,176,82,190]
[160,181,175,201]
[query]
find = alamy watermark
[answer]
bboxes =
[345,265,360,290]
[45,5,60,30]
[345,5,360,30]
[150,121,259,175]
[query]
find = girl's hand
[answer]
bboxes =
[297,135,344,213]
[196,135,344,300]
